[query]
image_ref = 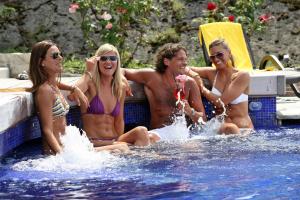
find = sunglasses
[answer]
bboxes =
[209,52,224,60]
[51,52,63,59]
[99,56,118,62]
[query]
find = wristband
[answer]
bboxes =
[70,85,78,93]
[192,74,200,78]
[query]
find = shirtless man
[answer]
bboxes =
[123,43,206,129]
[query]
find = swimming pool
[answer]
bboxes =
[1,124,299,199]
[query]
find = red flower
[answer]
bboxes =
[207,2,217,11]
[228,15,235,22]
[259,14,273,23]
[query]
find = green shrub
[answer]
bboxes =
[63,57,85,74]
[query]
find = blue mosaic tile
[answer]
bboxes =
[0,116,41,157]
[124,102,151,129]
[248,97,277,128]
[0,96,278,157]
[202,96,277,128]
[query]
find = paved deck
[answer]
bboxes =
[277,96,300,123]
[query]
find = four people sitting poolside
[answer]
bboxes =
[28,38,253,155]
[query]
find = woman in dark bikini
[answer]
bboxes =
[75,43,160,147]
[29,40,129,154]
[186,39,253,134]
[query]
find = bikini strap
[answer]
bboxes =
[212,71,219,88]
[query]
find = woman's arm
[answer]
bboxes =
[185,67,215,93]
[36,85,62,154]
[59,81,89,107]
[185,78,207,122]
[220,72,250,105]
[202,71,250,108]
[68,56,97,96]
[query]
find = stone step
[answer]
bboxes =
[0,67,10,78]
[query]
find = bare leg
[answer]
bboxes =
[95,143,129,153]
[148,131,161,143]
[118,126,151,146]
[218,123,240,134]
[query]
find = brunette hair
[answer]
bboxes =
[155,43,187,74]
[28,40,57,92]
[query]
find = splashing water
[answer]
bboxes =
[155,96,231,141]
[12,125,124,173]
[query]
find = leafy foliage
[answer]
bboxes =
[198,0,273,36]
[70,0,155,65]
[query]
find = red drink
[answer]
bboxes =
[174,89,185,100]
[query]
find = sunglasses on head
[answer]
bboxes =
[51,52,63,59]
[99,56,117,62]
[209,52,224,60]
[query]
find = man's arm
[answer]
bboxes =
[122,68,155,85]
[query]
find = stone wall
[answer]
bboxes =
[0,0,299,66]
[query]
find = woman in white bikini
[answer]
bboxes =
[186,39,253,134]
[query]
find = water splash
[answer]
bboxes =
[154,95,230,141]
[12,126,124,172]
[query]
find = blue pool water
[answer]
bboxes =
[0,126,300,199]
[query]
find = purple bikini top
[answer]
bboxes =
[86,95,120,117]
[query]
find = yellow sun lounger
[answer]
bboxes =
[199,22,255,71]
[199,22,300,97]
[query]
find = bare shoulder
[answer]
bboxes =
[232,71,250,84]
[191,66,216,81]
[236,71,250,80]
[35,83,55,107]
[185,76,199,91]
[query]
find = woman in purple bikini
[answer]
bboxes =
[75,43,160,147]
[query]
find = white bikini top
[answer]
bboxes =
[211,72,248,105]
[211,86,248,105]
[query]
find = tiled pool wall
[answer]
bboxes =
[203,97,277,129]
[0,96,277,157]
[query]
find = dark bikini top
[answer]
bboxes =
[86,95,120,117]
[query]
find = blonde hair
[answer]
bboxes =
[209,38,235,68]
[93,43,123,100]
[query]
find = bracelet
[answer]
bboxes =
[192,74,200,78]
[70,85,78,93]
[85,71,93,80]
